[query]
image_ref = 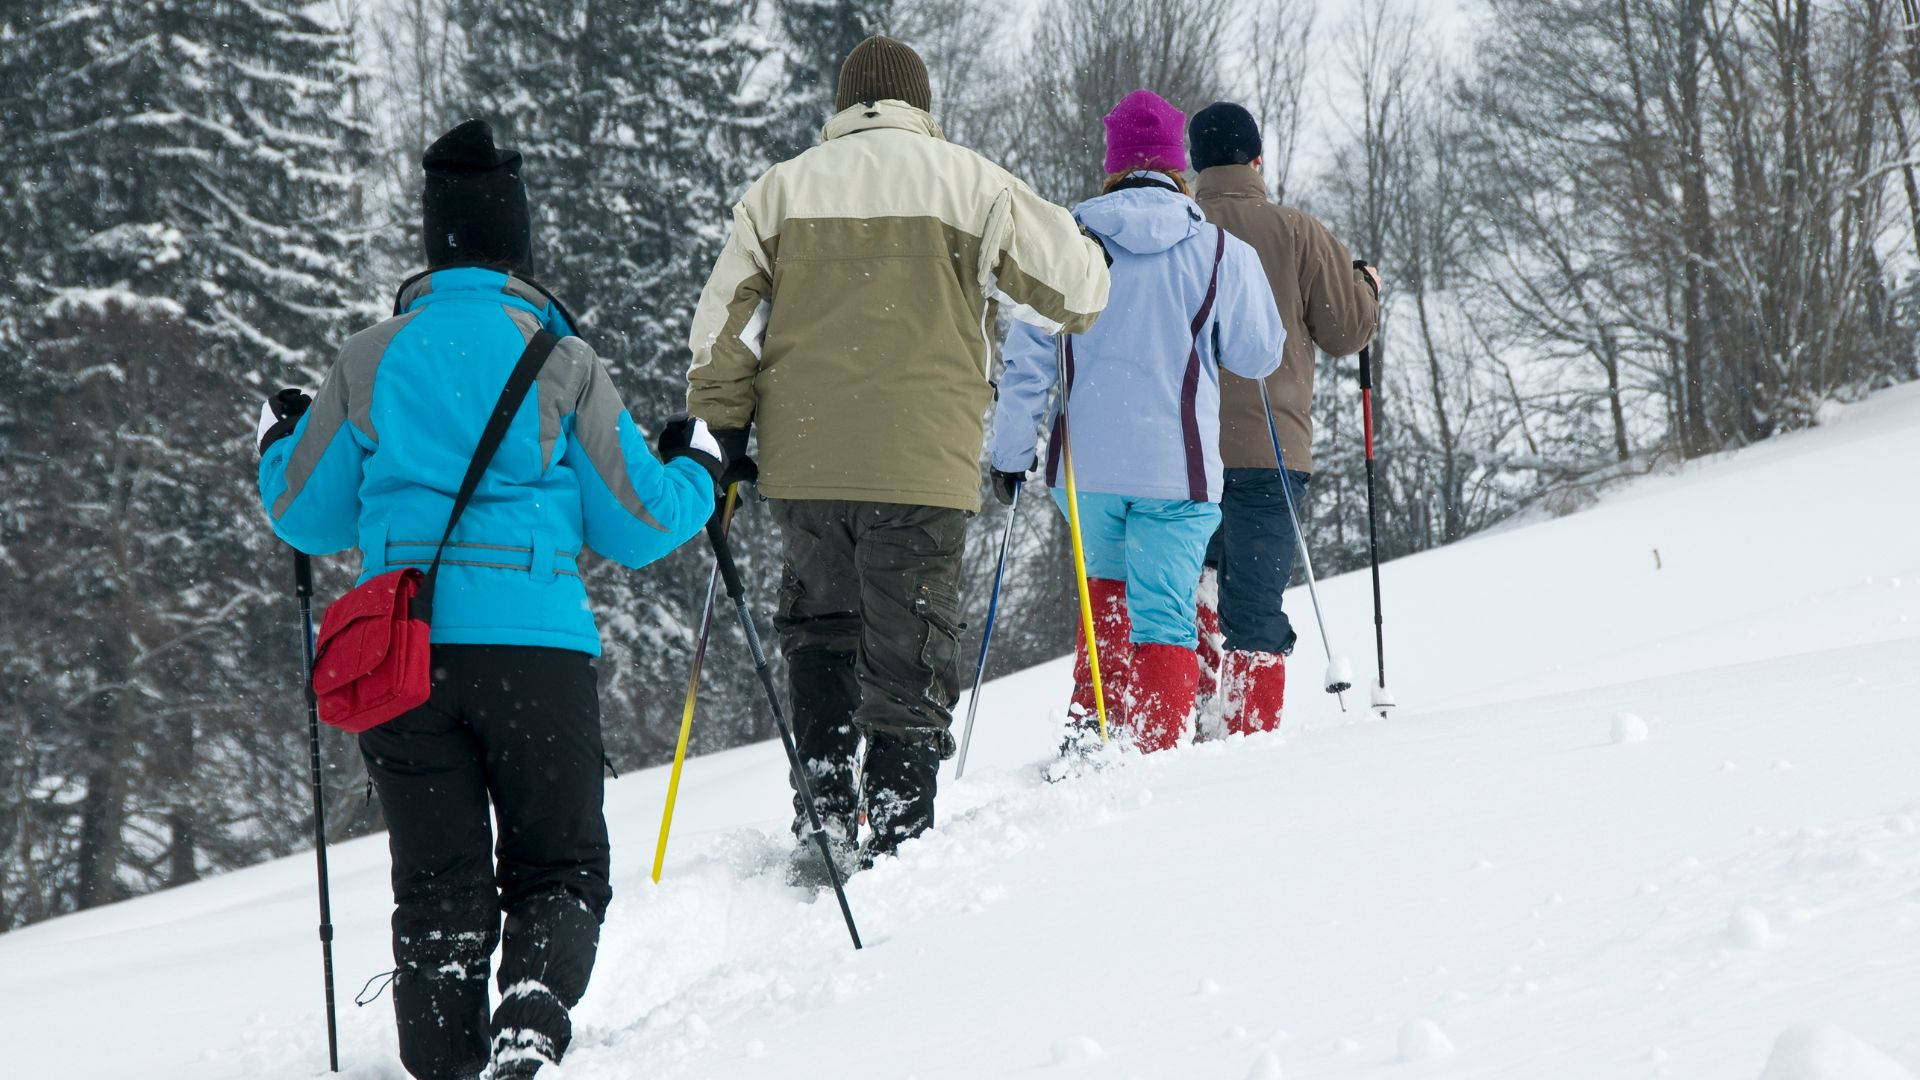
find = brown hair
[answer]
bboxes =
[1101,169,1193,196]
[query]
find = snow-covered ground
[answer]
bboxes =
[9,383,1920,1079]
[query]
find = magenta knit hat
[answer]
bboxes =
[1103,89,1188,174]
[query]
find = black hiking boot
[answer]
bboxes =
[787,648,861,837]
[861,731,940,864]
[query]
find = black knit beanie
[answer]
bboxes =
[835,35,931,113]
[1188,102,1263,171]
[422,119,532,273]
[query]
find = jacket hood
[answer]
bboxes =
[821,99,945,143]
[392,266,578,336]
[1074,185,1204,255]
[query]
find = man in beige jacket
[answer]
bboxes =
[1187,101,1380,735]
[687,36,1109,876]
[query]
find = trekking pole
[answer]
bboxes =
[293,552,341,1072]
[1057,336,1110,743]
[652,484,742,883]
[1357,346,1393,717]
[1256,384,1351,710]
[954,481,1020,779]
[704,518,862,949]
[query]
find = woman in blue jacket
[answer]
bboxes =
[256,121,719,1080]
[991,91,1284,760]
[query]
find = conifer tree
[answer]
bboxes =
[0,1,371,920]
[453,0,784,759]
[771,0,895,160]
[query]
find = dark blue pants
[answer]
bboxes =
[1204,468,1311,655]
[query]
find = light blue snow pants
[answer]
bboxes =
[1051,489,1222,647]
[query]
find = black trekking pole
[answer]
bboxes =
[1356,346,1393,719]
[703,518,863,949]
[294,552,341,1071]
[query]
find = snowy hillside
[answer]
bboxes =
[8,384,1920,1079]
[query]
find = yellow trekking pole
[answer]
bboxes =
[1056,336,1109,743]
[652,484,741,883]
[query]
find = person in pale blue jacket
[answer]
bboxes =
[255,121,719,1080]
[990,90,1283,759]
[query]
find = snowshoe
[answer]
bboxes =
[785,815,861,891]
[1043,708,1121,783]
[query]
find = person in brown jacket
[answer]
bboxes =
[1186,101,1380,734]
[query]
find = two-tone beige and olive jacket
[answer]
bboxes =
[686,100,1111,512]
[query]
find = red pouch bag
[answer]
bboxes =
[309,330,557,733]
[312,570,432,732]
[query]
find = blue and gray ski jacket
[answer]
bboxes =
[258,267,715,655]
[990,184,1284,503]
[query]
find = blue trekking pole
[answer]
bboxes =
[1257,381,1351,711]
[954,483,1021,779]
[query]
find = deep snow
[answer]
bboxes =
[7,383,1920,1078]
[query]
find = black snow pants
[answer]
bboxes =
[359,645,611,1080]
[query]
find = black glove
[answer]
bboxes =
[1080,226,1113,267]
[1353,258,1380,300]
[655,415,726,488]
[256,387,312,455]
[710,427,759,489]
[991,467,1027,506]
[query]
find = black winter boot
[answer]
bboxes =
[862,732,940,863]
[487,892,599,1074]
[787,648,861,839]
[786,648,863,887]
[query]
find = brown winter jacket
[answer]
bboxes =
[1194,165,1378,473]
[686,101,1111,511]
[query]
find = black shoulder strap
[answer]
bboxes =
[415,329,560,622]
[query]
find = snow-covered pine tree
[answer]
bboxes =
[452,0,784,763]
[0,1,371,923]
[770,0,894,161]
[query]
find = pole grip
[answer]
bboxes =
[1357,345,1374,391]
[706,514,746,602]
[294,551,314,599]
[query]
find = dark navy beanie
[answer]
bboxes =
[421,119,532,273]
[1188,102,1263,171]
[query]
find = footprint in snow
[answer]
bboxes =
[1245,1050,1284,1079]
[1727,905,1773,949]
[1611,712,1649,744]
[1397,1018,1457,1062]
[1758,1023,1916,1080]
[1048,1036,1105,1066]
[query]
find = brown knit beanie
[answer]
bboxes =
[835,35,931,113]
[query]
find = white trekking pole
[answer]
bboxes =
[1257,380,1351,710]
